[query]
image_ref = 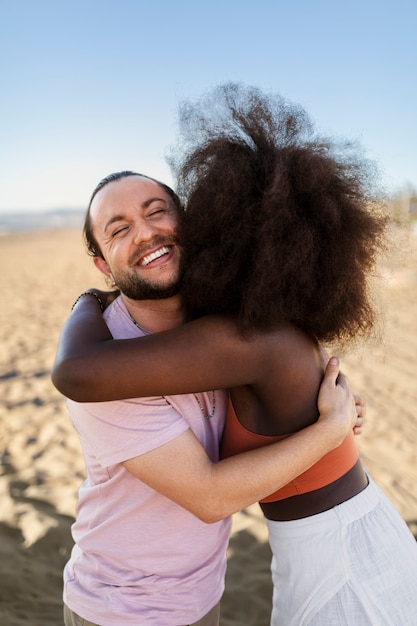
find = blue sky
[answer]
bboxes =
[1,0,416,213]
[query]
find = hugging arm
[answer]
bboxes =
[124,358,357,522]
[52,294,360,519]
[52,291,365,433]
[52,292,281,401]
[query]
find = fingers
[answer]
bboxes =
[323,357,341,387]
[86,288,120,309]
[353,416,364,435]
[353,393,366,435]
[354,394,366,416]
[324,357,352,393]
[319,357,356,431]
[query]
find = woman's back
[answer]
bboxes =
[228,324,324,436]
[220,323,368,520]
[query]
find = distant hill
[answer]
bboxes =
[0,209,85,234]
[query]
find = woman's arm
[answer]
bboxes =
[52,292,284,401]
[52,294,367,436]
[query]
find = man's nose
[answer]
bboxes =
[132,218,159,245]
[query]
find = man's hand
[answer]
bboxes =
[353,394,366,435]
[317,357,357,445]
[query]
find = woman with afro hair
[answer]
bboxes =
[53,84,417,624]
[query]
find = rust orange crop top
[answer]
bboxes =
[220,398,359,503]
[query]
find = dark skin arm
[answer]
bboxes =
[54,291,331,434]
[52,292,367,521]
[52,292,287,401]
[52,292,365,435]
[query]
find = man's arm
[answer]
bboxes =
[122,358,356,522]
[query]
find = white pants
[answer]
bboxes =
[266,475,417,625]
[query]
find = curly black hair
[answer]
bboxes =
[170,83,388,345]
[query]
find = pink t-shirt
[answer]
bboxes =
[63,297,230,625]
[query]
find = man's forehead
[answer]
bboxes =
[91,176,171,217]
[97,175,167,202]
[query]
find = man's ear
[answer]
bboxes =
[93,256,113,281]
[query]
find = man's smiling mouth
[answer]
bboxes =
[139,246,171,266]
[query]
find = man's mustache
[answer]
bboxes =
[128,236,180,266]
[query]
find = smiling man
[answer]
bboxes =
[62,171,232,626]
[85,171,185,322]
[57,171,357,626]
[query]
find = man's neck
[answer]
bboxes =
[122,294,186,333]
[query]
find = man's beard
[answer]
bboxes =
[111,265,183,301]
[109,236,184,301]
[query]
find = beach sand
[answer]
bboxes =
[1,227,416,625]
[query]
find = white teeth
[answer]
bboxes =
[140,246,170,266]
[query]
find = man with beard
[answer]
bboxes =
[58,170,358,626]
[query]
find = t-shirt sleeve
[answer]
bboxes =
[68,396,189,467]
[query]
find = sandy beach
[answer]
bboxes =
[1,226,416,625]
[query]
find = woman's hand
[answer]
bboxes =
[74,288,120,311]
